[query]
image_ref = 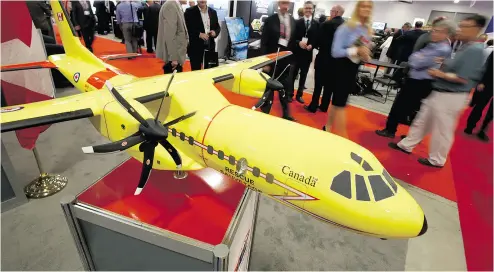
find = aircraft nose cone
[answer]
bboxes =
[418,216,428,236]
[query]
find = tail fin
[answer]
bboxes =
[50,0,103,68]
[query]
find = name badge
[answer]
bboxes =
[84,10,90,15]
[278,38,288,47]
[302,37,308,43]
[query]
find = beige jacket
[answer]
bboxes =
[156,1,189,65]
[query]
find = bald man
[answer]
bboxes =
[305,5,345,113]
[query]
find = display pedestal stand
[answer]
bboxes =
[25,147,68,198]
[61,158,259,271]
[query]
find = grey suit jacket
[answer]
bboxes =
[156,1,188,65]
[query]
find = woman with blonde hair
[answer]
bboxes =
[323,0,373,138]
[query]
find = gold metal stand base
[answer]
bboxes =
[174,170,188,179]
[24,173,68,199]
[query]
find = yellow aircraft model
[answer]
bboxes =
[0,0,427,239]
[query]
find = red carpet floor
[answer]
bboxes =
[87,36,492,271]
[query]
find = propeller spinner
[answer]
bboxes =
[82,71,196,195]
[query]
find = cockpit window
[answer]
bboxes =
[355,174,370,201]
[368,175,394,201]
[351,152,362,164]
[382,169,398,193]
[362,160,373,171]
[330,170,352,199]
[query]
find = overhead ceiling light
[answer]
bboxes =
[454,0,460,3]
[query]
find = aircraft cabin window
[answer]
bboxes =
[188,136,194,145]
[382,169,398,193]
[229,155,235,165]
[331,170,352,199]
[217,150,224,160]
[207,145,214,154]
[253,167,260,177]
[171,128,177,136]
[266,173,274,183]
[368,175,393,201]
[180,132,185,141]
[355,174,370,201]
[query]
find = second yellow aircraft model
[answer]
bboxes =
[1,0,427,239]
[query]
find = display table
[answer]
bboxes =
[61,159,259,271]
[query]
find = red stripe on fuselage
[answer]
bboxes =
[200,105,232,167]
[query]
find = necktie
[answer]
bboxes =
[306,20,310,30]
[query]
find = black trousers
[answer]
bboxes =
[290,59,311,98]
[385,78,432,134]
[308,61,331,112]
[146,28,157,52]
[79,27,95,52]
[97,14,110,34]
[189,50,204,71]
[466,88,493,132]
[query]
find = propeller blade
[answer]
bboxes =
[159,139,182,167]
[82,133,145,154]
[135,141,157,195]
[105,81,149,128]
[258,71,269,82]
[163,111,197,127]
[155,70,177,121]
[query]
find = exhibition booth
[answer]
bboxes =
[1,0,493,271]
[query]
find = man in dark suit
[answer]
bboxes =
[304,4,344,113]
[260,0,296,121]
[394,21,426,64]
[184,0,221,71]
[386,22,411,73]
[141,1,161,53]
[70,0,96,52]
[465,52,493,142]
[290,1,319,104]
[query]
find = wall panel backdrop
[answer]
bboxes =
[314,0,493,28]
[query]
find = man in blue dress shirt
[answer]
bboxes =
[376,20,455,138]
[389,15,487,168]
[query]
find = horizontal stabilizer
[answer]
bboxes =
[99,53,156,62]
[1,61,57,72]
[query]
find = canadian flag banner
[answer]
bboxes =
[1,1,56,150]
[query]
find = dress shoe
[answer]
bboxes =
[283,116,296,122]
[388,142,411,154]
[287,97,293,103]
[296,96,305,103]
[477,131,489,142]
[304,105,317,113]
[418,158,443,168]
[322,126,327,131]
[464,128,473,135]
[375,129,395,138]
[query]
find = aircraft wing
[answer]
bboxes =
[200,51,293,83]
[1,91,103,133]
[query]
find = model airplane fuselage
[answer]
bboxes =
[0,0,427,239]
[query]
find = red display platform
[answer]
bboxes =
[77,159,247,245]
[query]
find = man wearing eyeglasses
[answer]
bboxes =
[389,15,487,168]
